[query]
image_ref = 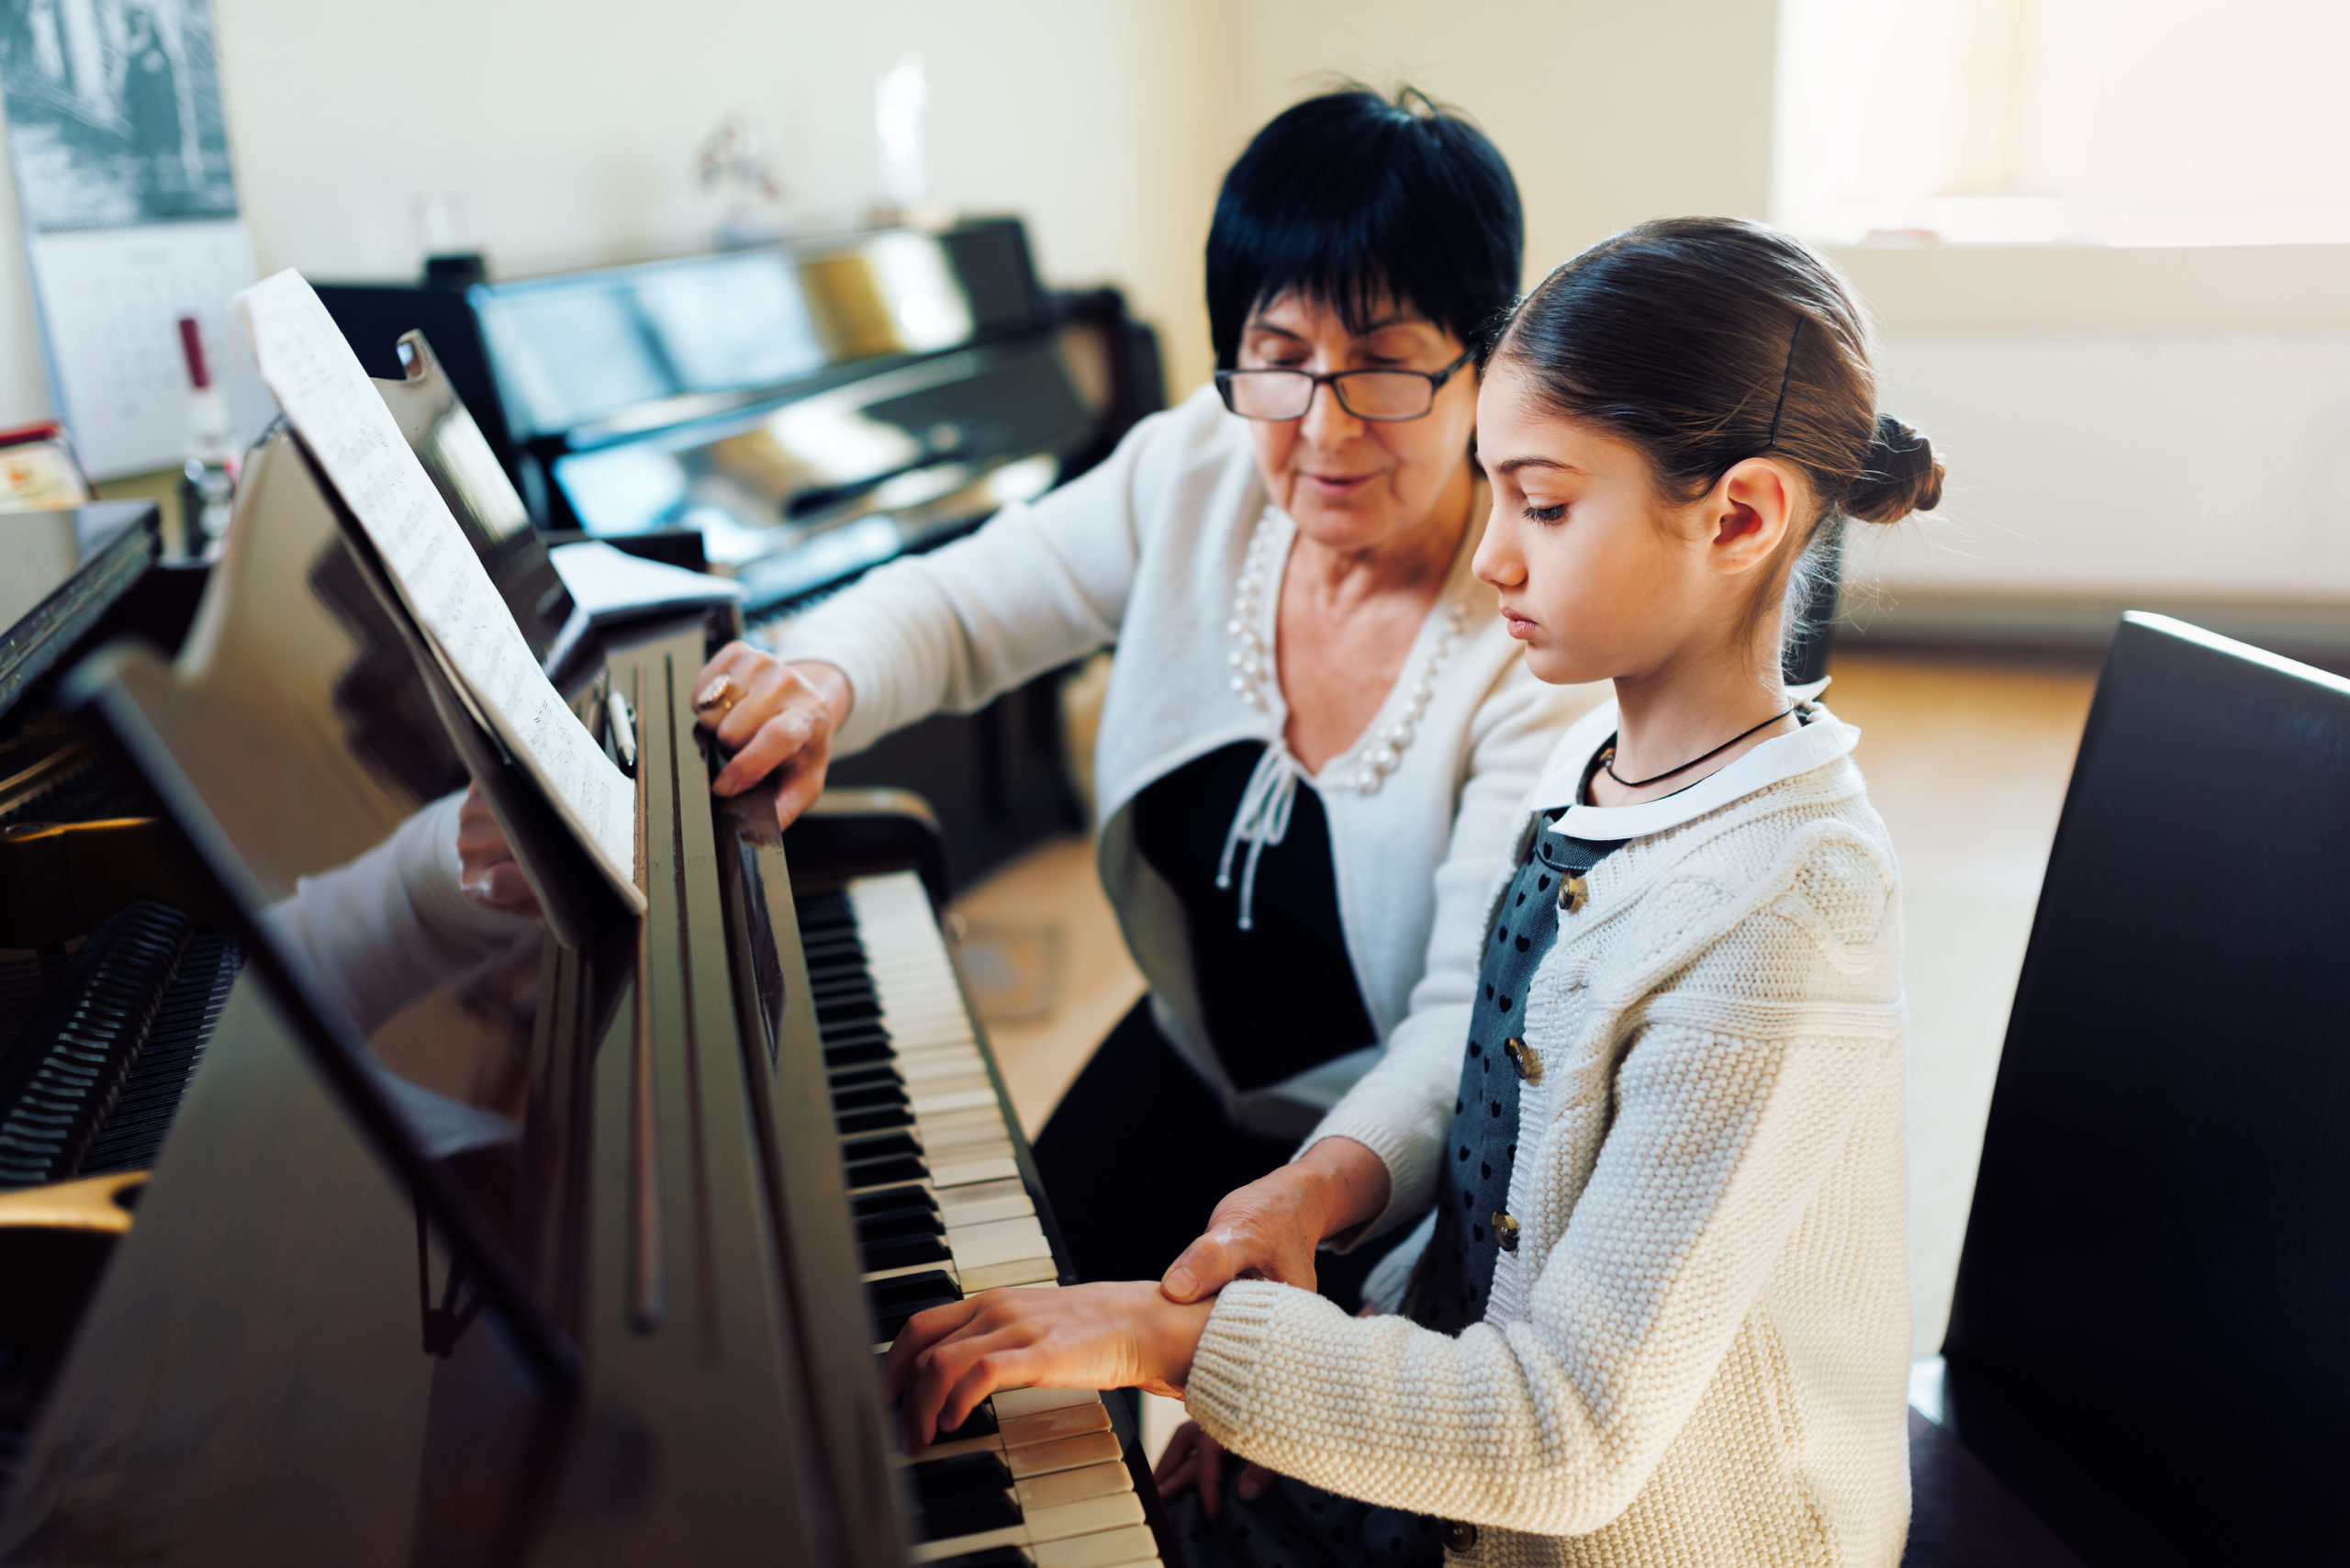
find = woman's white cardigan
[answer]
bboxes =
[767,387,1597,1126]
[1184,701,1912,1566]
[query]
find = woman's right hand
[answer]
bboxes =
[1158,1136,1390,1304]
[693,644,852,828]
[1154,1419,1272,1519]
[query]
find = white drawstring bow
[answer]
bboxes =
[1215,745,1301,931]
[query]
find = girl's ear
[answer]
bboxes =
[1705,458,1800,576]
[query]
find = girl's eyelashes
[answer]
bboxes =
[1523,502,1567,523]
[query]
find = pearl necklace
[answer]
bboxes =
[1225,504,1470,794]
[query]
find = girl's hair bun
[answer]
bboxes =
[1845,414,1943,522]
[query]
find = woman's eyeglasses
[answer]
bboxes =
[1214,347,1473,423]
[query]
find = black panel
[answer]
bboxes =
[1942,613,2350,1563]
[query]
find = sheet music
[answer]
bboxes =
[236,269,644,913]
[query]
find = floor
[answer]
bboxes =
[946,649,2100,1379]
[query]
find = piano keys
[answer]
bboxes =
[800,871,1160,1567]
[0,326,1171,1564]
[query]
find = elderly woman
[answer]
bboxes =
[692,87,1594,1301]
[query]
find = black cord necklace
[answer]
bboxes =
[1600,704,1799,790]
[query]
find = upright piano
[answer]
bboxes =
[0,331,1176,1566]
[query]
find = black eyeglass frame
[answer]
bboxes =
[1214,346,1477,423]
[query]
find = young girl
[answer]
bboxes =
[887,217,1939,1566]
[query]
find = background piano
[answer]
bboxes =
[317,219,1168,889]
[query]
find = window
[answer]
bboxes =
[1774,0,2350,245]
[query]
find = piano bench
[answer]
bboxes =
[1902,1408,2085,1568]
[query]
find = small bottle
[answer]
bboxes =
[176,316,236,558]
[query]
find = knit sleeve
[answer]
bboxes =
[1300,666,1606,1246]
[1188,821,1904,1535]
[764,389,1226,756]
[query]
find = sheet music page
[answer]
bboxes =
[236,269,645,913]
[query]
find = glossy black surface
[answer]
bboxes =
[1941,613,2350,1564]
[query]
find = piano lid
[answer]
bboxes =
[0,501,162,722]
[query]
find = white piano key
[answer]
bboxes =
[915,1087,1008,1118]
[946,1215,1046,1251]
[992,1388,1102,1418]
[1034,1523,1159,1568]
[1027,1491,1149,1544]
[930,1152,1021,1188]
[923,1119,1014,1152]
[1001,1400,1113,1449]
[1014,1457,1135,1512]
[937,1179,1035,1226]
[909,1524,1026,1563]
[957,1256,1060,1292]
[1005,1429,1125,1480]
[951,1226,1053,1267]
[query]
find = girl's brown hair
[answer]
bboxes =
[1490,218,1942,651]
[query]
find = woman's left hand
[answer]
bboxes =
[885,1282,1213,1450]
[455,782,541,918]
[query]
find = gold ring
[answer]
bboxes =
[693,675,738,715]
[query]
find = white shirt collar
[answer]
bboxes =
[1528,678,1855,840]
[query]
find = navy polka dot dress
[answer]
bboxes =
[1405,812,1617,1334]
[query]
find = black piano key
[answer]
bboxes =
[853,1183,938,1221]
[857,1206,945,1245]
[832,1082,908,1114]
[842,1132,922,1162]
[912,1451,1015,1502]
[845,1153,928,1189]
[918,1496,1024,1542]
[861,1233,953,1272]
[829,1064,901,1094]
[868,1270,962,1338]
[824,1040,896,1070]
[838,1106,914,1137]
[816,997,884,1028]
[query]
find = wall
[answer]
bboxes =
[0,0,1234,430]
[1214,0,1782,290]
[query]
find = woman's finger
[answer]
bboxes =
[1237,1461,1272,1503]
[1155,1456,1198,1502]
[1150,1420,1203,1491]
[713,657,800,749]
[1159,1230,1239,1304]
[712,703,821,796]
[768,748,831,828]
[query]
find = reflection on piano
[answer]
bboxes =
[316,219,1163,889]
[0,342,1173,1564]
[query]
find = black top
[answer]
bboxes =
[1130,741,1376,1093]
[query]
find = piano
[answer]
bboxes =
[317,221,1166,888]
[0,335,1175,1565]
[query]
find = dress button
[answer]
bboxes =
[1558,873,1589,913]
[1443,1519,1479,1551]
[1491,1211,1520,1252]
[1503,1036,1542,1084]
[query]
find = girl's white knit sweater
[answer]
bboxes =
[1183,699,1911,1566]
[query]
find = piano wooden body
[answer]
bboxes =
[0,336,1174,1565]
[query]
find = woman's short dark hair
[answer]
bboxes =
[1206,87,1523,369]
